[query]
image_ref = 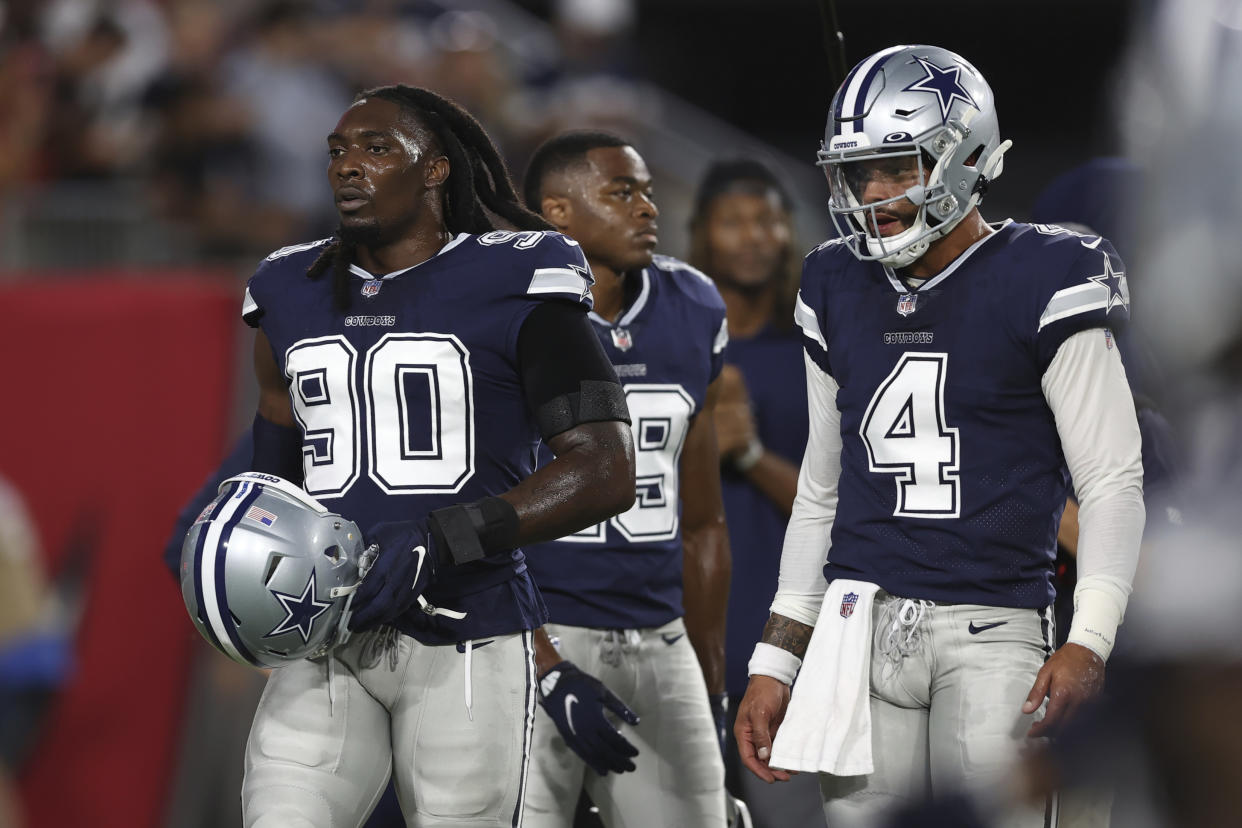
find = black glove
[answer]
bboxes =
[539,660,640,775]
[348,522,436,632]
[709,692,729,756]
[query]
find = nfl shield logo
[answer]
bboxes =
[611,327,634,352]
[840,592,859,618]
[361,280,382,298]
[897,293,917,317]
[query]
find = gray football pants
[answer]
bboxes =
[242,627,536,828]
[819,592,1057,828]
[523,618,727,828]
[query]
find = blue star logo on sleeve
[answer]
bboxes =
[570,263,594,303]
[902,57,978,122]
[265,570,332,643]
[1087,253,1129,314]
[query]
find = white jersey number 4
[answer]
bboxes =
[860,352,960,518]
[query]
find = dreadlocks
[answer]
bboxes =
[307,84,552,309]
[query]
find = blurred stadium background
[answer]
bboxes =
[3,1,1205,826]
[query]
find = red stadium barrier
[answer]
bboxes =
[0,273,241,828]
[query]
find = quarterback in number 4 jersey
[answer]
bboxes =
[736,46,1144,828]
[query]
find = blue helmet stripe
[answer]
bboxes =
[833,59,869,132]
[213,484,265,665]
[852,53,897,133]
[191,488,236,655]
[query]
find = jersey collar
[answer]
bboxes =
[588,267,651,327]
[347,232,471,281]
[881,219,1012,293]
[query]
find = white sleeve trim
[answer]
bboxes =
[769,352,839,627]
[794,292,828,351]
[1042,328,1145,660]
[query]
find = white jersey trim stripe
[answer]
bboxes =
[527,267,590,299]
[713,316,730,355]
[264,238,332,261]
[1038,281,1128,331]
[242,286,258,318]
[794,293,828,350]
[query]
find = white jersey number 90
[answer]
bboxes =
[284,333,474,498]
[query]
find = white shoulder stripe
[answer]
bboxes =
[264,238,332,262]
[527,267,591,300]
[1038,281,1129,331]
[242,286,258,318]
[794,292,828,350]
[713,316,729,355]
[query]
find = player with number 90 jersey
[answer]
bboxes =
[525,255,729,629]
[796,220,1131,609]
[242,229,594,645]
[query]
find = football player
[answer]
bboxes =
[734,45,1144,827]
[519,132,731,827]
[230,86,636,827]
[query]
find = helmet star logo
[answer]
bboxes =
[266,570,332,644]
[1087,253,1129,314]
[903,57,977,122]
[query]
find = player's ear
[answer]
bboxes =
[541,195,572,231]
[426,155,450,188]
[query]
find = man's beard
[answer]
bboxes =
[337,218,397,247]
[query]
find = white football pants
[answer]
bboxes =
[523,618,727,828]
[242,627,536,827]
[818,592,1059,828]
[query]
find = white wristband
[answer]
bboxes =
[1066,586,1123,661]
[734,437,765,472]
[747,642,802,685]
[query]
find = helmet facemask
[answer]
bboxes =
[819,122,977,269]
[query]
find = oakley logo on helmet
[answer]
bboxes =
[883,132,913,143]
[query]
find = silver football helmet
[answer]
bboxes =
[180,472,370,669]
[817,44,1013,268]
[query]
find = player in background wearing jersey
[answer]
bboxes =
[687,159,823,828]
[519,131,731,827]
[734,46,1144,828]
[236,86,635,827]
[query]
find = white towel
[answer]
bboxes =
[769,579,879,776]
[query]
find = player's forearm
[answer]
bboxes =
[500,421,636,545]
[742,450,801,517]
[760,612,815,659]
[532,627,563,678]
[682,522,731,694]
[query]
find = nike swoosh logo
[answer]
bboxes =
[565,694,579,735]
[455,639,495,653]
[661,633,685,646]
[968,621,1008,635]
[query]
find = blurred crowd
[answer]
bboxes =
[0,0,651,264]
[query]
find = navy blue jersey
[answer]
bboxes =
[721,324,809,698]
[525,255,728,629]
[796,221,1131,609]
[243,230,594,644]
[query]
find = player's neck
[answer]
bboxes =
[901,210,991,280]
[719,284,776,339]
[588,262,628,323]
[352,226,453,275]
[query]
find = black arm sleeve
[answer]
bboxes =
[516,301,630,439]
